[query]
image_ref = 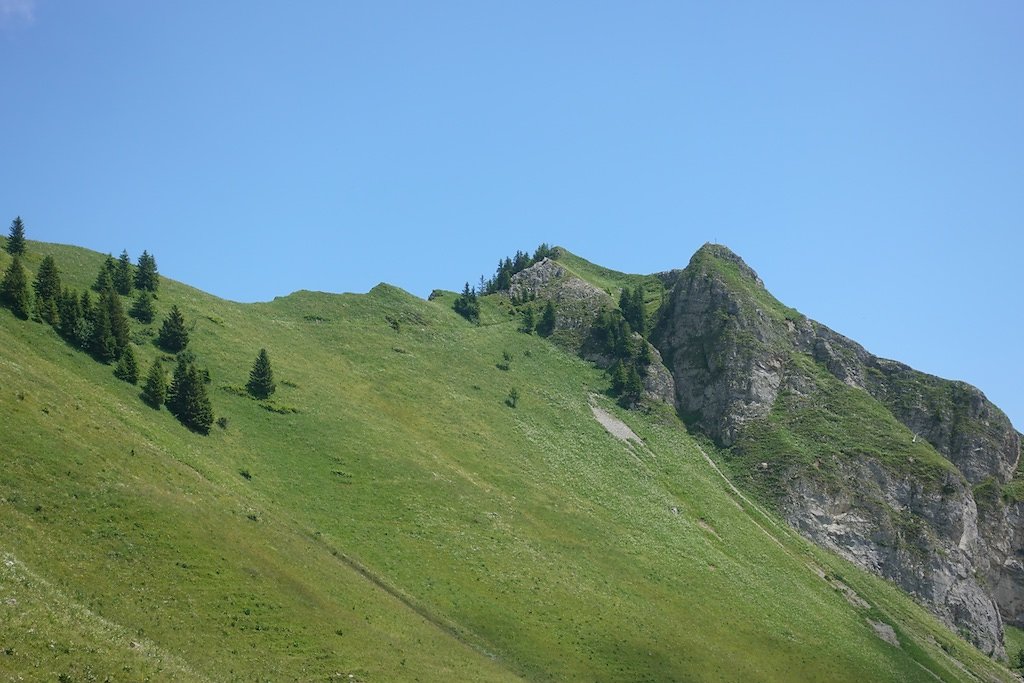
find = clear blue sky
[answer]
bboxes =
[2,1,1021,428]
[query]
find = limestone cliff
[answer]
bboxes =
[650,243,1021,658]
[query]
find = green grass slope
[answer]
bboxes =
[0,241,1015,682]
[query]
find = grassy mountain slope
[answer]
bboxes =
[0,241,1016,681]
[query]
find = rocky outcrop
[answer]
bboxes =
[508,260,675,404]
[649,243,1021,657]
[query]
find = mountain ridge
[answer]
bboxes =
[1,237,1020,681]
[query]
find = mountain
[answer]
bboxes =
[0,239,1020,682]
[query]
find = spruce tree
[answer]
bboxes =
[156,305,189,352]
[130,290,155,323]
[537,300,556,337]
[141,359,166,408]
[114,250,133,296]
[89,297,117,363]
[114,345,139,384]
[135,250,159,293]
[166,355,190,417]
[103,288,131,356]
[246,348,275,399]
[521,306,535,334]
[32,255,61,325]
[182,364,214,434]
[6,216,26,256]
[93,255,116,292]
[1,256,31,319]
[453,282,480,323]
[57,288,81,341]
[74,291,94,350]
[621,365,645,408]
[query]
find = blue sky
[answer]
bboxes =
[2,1,1021,428]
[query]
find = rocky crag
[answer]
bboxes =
[505,245,1021,658]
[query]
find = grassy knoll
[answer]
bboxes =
[0,241,1015,681]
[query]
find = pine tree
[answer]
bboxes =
[1,256,31,319]
[246,348,275,399]
[114,345,139,384]
[114,250,133,296]
[156,305,189,352]
[631,286,646,336]
[130,290,155,323]
[537,300,556,337]
[141,359,166,408]
[32,255,61,325]
[93,255,116,292]
[6,216,26,256]
[135,250,159,293]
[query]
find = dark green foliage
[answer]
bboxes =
[130,290,156,323]
[32,255,62,325]
[167,356,213,434]
[610,361,627,395]
[74,291,94,349]
[56,288,82,342]
[1015,648,1024,669]
[114,345,139,384]
[521,306,535,334]
[135,250,159,292]
[453,282,480,324]
[157,305,189,352]
[141,359,166,408]
[247,348,276,399]
[619,286,646,336]
[1,256,32,319]
[620,365,644,408]
[506,387,520,408]
[103,288,130,355]
[537,301,556,337]
[93,255,116,293]
[6,216,26,256]
[89,297,117,363]
[114,250,134,296]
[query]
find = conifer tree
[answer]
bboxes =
[166,355,190,417]
[620,365,645,408]
[537,300,556,337]
[453,282,480,324]
[246,348,275,399]
[93,255,116,292]
[6,216,26,256]
[32,255,61,325]
[57,288,82,341]
[135,250,159,293]
[74,291,94,349]
[89,297,117,363]
[114,345,139,384]
[114,250,134,296]
[182,364,214,434]
[141,359,166,408]
[1,256,31,319]
[156,305,189,352]
[130,290,155,323]
[521,306,535,334]
[101,288,130,356]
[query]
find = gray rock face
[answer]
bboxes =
[649,243,1022,657]
[783,460,1004,657]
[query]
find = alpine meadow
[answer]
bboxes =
[1,225,1022,682]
